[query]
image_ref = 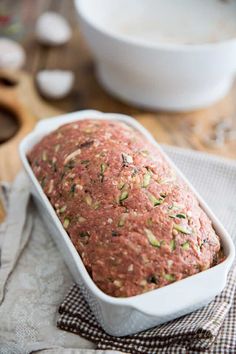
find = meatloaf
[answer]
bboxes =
[28,119,223,297]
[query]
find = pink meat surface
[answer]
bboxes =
[28,119,223,297]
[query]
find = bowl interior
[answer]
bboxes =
[76,0,236,45]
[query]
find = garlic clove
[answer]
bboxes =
[0,38,25,69]
[35,12,71,46]
[36,70,74,99]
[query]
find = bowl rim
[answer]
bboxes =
[74,0,236,52]
[19,109,235,313]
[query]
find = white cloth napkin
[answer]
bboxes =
[0,146,236,354]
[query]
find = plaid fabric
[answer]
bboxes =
[57,264,236,354]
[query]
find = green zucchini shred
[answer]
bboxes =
[170,239,176,251]
[173,223,192,235]
[119,190,129,202]
[145,228,161,248]
[182,241,190,250]
[143,172,151,188]
[149,193,165,206]
[164,274,175,282]
[63,218,70,229]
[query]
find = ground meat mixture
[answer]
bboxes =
[28,119,224,297]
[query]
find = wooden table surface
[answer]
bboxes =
[1,0,236,184]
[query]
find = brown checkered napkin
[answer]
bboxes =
[57,264,236,354]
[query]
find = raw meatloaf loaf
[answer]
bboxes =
[28,119,223,297]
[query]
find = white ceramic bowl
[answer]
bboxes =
[19,110,235,336]
[74,0,236,111]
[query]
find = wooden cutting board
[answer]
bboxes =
[0,70,63,182]
[0,70,63,222]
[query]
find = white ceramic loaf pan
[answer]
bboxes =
[19,110,235,336]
